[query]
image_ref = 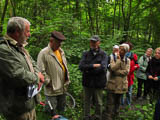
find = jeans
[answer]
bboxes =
[121,85,133,105]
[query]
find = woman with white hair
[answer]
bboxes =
[105,44,130,120]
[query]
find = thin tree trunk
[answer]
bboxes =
[86,0,94,34]
[118,0,121,30]
[148,24,152,43]
[95,2,99,34]
[0,0,8,37]
[10,0,16,16]
[112,0,117,36]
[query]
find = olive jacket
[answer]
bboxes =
[0,35,40,117]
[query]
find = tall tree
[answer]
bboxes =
[0,0,8,36]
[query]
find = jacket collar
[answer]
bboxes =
[3,34,28,47]
[4,34,18,46]
[48,44,64,56]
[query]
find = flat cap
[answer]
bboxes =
[89,35,100,42]
[51,31,66,41]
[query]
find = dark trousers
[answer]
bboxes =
[5,109,36,120]
[137,78,149,98]
[83,87,103,120]
[154,97,160,120]
[105,92,122,120]
[45,94,66,116]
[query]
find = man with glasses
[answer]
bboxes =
[37,31,70,117]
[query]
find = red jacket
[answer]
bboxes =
[128,53,140,87]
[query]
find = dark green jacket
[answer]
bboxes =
[0,35,40,117]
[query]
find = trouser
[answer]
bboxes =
[121,85,133,105]
[83,87,103,120]
[137,78,149,98]
[154,97,160,120]
[45,94,66,116]
[126,85,133,105]
[105,92,122,120]
[6,108,36,120]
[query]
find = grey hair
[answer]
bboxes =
[119,43,130,52]
[7,17,30,34]
[146,48,153,52]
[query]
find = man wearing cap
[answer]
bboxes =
[79,35,108,120]
[37,31,70,116]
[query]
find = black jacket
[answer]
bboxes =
[146,57,160,91]
[79,48,108,88]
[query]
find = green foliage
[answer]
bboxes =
[1,0,160,119]
[119,102,154,120]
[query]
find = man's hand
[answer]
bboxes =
[93,64,101,68]
[38,82,43,90]
[37,72,44,90]
[116,52,120,59]
[38,72,44,83]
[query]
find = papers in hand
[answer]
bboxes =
[27,84,42,99]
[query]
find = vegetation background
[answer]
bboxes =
[0,0,160,119]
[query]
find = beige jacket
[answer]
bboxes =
[106,57,130,94]
[37,44,70,96]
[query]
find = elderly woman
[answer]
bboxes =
[105,44,130,120]
[146,47,160,120]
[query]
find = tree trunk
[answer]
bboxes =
[118,0,121,30]
[95,1,99,34]
[86,0,94,34]
[0,0,8,37]
[112,0,117,36]
[122,0,132,42]
[10,0,16,16]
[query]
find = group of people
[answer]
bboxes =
[0,16,160,120]
[0,17,69,120]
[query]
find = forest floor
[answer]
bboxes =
[118,94,154,120]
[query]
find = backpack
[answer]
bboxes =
[126,52,138,64]
[108,53,128,69]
